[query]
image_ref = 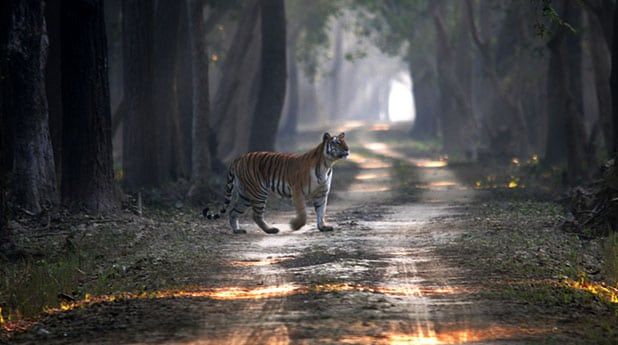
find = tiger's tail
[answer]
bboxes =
[203,170,235,220]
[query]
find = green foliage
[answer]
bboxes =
[287,0,344,82]
[603,232,618,286]
[0,254,84,321]
[351,0,431,58]
[530,0,577,37]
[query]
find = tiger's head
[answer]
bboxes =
[323,132,349,160]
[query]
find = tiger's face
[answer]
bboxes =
[323,132,349,160]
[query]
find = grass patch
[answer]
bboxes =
[603,232,618,286]
[0,252,86,323]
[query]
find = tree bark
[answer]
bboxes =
[611,1,618,153]
[60,0,118,212]
[187,0,212,201]
[212,0,261,161]
[153,0,183,183]
[545,3,588,184]
[465,0,529,157]
[432,2,477,158]
[1,0,58,214]
[248,0,287,152]
[584,0,614,156]
[281,39,300,137]
[408,55,438,139]
[122,0,158,190]
[329,21,343,121]
[46,0,63,189]
[177,0,194,178]
[0,109,7,245]
[0,1,8,240]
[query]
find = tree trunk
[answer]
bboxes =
[1,1,58,214]
[153,0,182,183]
[588,8,613,155]
[546,3,588,184]
[122,0,158,190]
[60,0,118,212]
[329,21,343,121]
[187,0,212,201]
[408,56,438,139]
[0,111,7,245]
[212,0,261,161]
[545,32,568,165]
[46,0,63,189]
[432,2,477,158]
[611,1,618,153]
[466,0,529,158]
[176,0,194,178]
[281,39,300,137]
[0,1,7,240]
[248,0,287,152]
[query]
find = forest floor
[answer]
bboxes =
[2,123,618,344]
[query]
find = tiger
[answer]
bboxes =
[203,132,349,234]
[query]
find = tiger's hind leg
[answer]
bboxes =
[228,198,250,234]
[252,200,279,234]
[253,204,279,234]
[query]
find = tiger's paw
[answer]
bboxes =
[233,229,247,234]
[263,227,279,234]
[290,218,306,230]
[318,225,334,232]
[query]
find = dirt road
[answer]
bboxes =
[9,125,563,344]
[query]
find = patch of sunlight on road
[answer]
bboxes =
[336,120,366,133]
[364,142,448,169]
[415,160,447,168]
[182,325,290,345]
[355,172,391,181]
[348,152,393,169]
[227,257,292,267]
[370,123,393,131]
[339,325,551,345]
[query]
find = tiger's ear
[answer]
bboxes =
[323,132,331,141]
[338,132,345,139]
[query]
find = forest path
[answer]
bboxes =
[9,124,551,344]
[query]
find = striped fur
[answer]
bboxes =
[204,132,349,234]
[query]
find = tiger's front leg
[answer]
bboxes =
[313,196,333,232]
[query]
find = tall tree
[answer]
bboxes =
[212,0,261,161]
[176,0,194,178]
[584,0,614,155]
[187,0,212,200]
[465,0,531,157]
[0,105,7,246]
[1,1,57,214]
[611,0,618,153]
[545,2,588,183]
[328,22,344,120]
[153,0,183,182]
[408,54,439,140]
[281,38,300,137]
[46,0,63,187]
[432,1,478,157]
[0,1,8,242]
[248,0,287,152]
[122,0,158,190]
[60,0,118,212]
